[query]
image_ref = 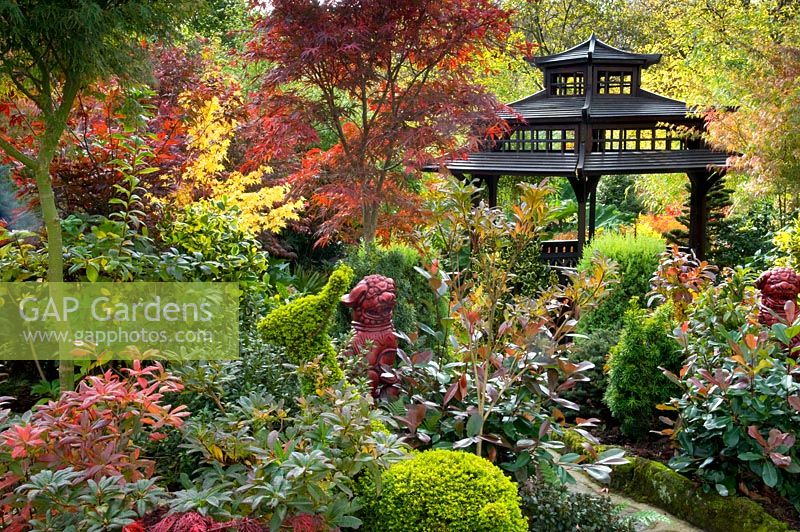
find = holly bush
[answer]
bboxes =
[563,328,619,420]
[503,236,557,297]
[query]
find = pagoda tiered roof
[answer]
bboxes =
[431,33,726,178]
[505,90,694,122]
[443,149,728,177]
[528,34,661,68]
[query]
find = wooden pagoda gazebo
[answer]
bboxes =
[435,34,729,264]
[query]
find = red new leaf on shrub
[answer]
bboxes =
[789,396,800,412]
[0,361,188,484]
[748,425,768,448]
[770,452,792,468]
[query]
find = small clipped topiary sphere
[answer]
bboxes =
[369,449,527,532]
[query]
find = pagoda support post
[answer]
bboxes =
[569,176,590,252]
[687,171,720,260]
[588,175,600,242]
[486,175,499,207]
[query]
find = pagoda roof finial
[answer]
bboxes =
[528,34,661,69]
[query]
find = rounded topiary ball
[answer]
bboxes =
[370,449,527,532]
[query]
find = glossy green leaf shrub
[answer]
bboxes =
[157,199,270,284]
[519,476,634,532]
[392,178,622,484]
[175,385,408,530]
[366,449,527,532]
[259,264,354,393]
[604,302,682,439]
[337,243,441,336]
[578,231,665,332]
[666,268,800,507]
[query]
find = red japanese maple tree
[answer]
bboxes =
[246,0,512,245]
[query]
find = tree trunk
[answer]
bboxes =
[40,83,80,391]
[34,165,72,390]
[362,201,379,245]
[35,167,64,283]
[0,77,79,391]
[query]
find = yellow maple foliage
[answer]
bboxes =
[176,92,303,234]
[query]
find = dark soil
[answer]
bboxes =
[598,424,676,463]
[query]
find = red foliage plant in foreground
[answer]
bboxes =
[0,361,188,490]
[244,0,518,245]
[124,511,326,532]
[124,512,268,532]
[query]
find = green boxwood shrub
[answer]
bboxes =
[366,449,527,532]
[337,243,441,336]
[259,264,353,394]
[604,302,682,439]
[577,232,665,333]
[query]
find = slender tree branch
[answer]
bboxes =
[0,135,37,169]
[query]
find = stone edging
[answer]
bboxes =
[563,430,791,532]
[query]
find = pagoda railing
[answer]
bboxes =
[540,239,580,269]
[540,240,694,278]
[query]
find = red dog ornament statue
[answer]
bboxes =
[341,274,400,398]
[756,267,800,357]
